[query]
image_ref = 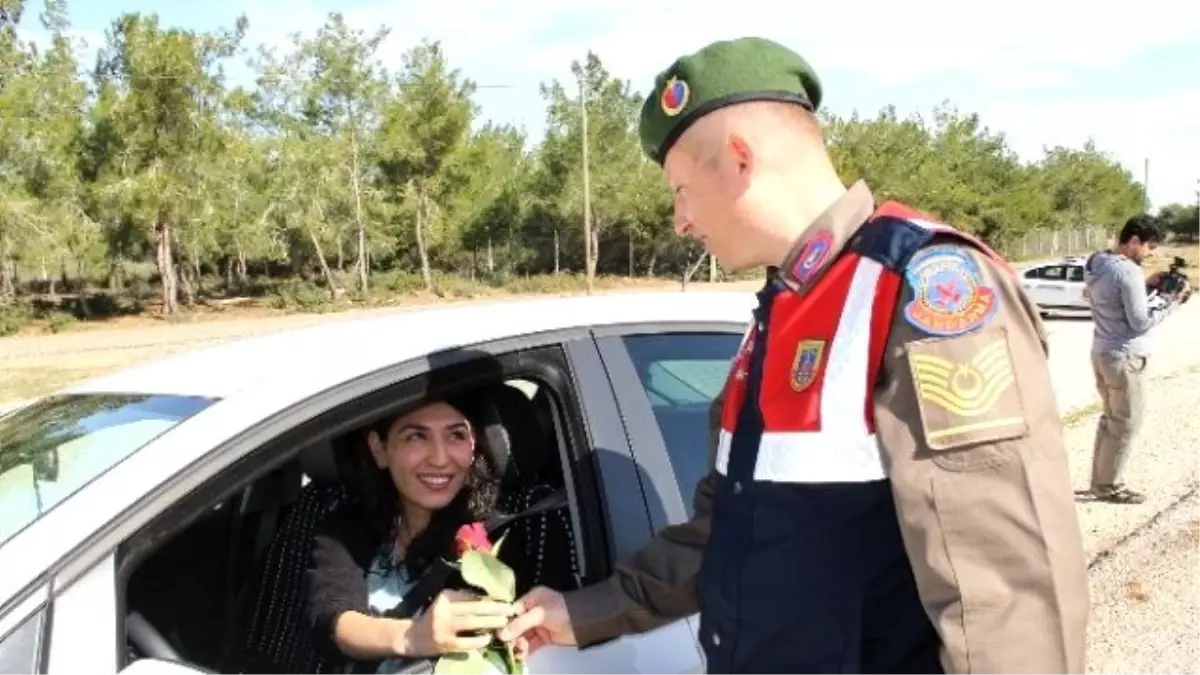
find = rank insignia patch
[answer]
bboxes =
[902,245,999,336]
[790,339,826,392]
[906,328,1028,450]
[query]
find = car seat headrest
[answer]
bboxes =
[473,383,554,485]
[298,439,340,483]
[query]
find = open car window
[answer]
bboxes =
[0,393,214,547]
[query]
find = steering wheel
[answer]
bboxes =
[126,611,186,663]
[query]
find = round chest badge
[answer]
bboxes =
[902,246,999,336]
[661,76,689,117]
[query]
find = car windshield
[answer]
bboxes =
[0,393,214,547]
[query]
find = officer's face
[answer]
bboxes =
[663,135,758,270]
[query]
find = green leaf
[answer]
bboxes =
[433,650,492,675]
[460,549,516,602]
[482,647,509,673]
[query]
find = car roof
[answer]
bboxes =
[63,291,756,403]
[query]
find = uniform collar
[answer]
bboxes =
[778,180,876,294]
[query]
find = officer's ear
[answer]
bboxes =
[726,133,754,179]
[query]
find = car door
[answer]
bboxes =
[1023,264,1068,308]
[590,322,749,669]
[32,335,706,675]
[523,339,708,674]
[1065,264,1087,309]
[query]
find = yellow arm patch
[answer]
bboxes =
[905,325,1029,451]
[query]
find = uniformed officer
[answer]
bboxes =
[500,37,1090,674]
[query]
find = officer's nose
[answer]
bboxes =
[674,212,693,237]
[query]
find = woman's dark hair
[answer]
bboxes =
[355,393,501,579]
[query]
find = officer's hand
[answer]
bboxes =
[1146,271,1165,288]
[498,586,577,658]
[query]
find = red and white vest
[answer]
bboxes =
[715,201,1009,484]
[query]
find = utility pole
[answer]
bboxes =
[579,74,594,295]
[1143,157,1151,214]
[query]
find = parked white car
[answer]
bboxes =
[1019,256,1091,315]
[0,291,760,675]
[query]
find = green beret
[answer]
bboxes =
[639,37,823,165]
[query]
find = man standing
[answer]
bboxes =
[1083,215,1190,504]
[501,37,1089,673]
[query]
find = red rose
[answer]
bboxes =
[455,522,491,556]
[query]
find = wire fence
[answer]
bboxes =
[1001,227,1111,262]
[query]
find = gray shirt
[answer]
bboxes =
[1083,250,1176,359]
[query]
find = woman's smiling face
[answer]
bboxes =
[368,401,477,519]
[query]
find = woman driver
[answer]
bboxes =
[304,394,531,673]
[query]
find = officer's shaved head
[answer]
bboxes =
[676,101,827,171]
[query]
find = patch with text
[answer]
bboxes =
[905,327,1028,450]
[902,245,999,336]
[790,339,826,392]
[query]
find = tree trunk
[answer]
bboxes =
[487,238,495,275]
[587,229,599,281]
[156,219,179,315]
[236,246,248,285]
[107,254,125,292]
[178,262,196,307]
[553,229,560,275]
[0,233,14,303]
[627,231,633,278]
[307,226,341,300]
[415,185,433,292]
[351,134,368,293]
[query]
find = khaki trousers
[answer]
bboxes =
[1090,353,1148,489]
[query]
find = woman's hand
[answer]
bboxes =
[399,589,516,656]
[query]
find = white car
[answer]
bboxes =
[0,291,760,675]
[1019,257,1091,315]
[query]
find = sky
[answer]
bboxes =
[19,0,1200,210]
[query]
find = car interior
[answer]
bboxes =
[116,373,588,674]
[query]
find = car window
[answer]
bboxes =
[0,606,44,673]
[622,332,743,518]
[1066,265,1084,282]
[1039,266,1066,280]
[0,394,214,547]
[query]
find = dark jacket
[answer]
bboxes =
[304,504,541,672]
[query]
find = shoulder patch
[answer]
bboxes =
[902,245,999,336]
[906,326,1028,452]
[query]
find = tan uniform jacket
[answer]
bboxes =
[562,181,1090,674]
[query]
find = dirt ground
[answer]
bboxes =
[0,278,763,404]
[2,244,1194,405]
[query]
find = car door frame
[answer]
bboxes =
[1064,263,1088,309]
[589,319,749,662]
[30,329,703,674]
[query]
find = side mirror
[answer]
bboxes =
[120,658,212,675]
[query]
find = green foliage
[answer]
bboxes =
[0,6,1159,329]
